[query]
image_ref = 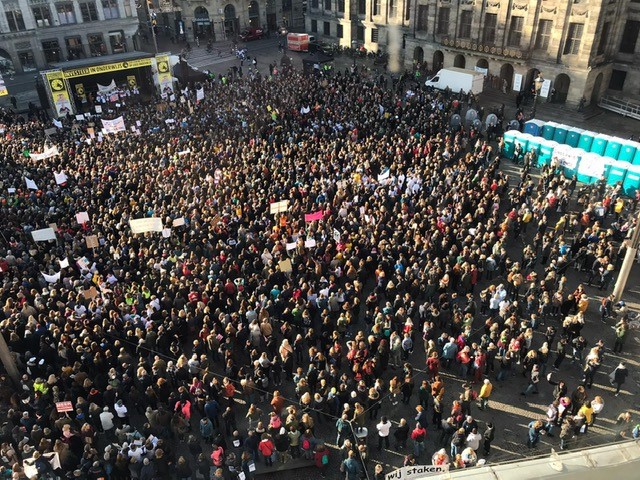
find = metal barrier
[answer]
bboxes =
[599,96,640,121]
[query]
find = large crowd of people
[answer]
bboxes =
[0,58,637,480]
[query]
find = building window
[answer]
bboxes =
[80,2,99,22]
[323,21,330,35]
[389,0,397,18]
[5,10,26,32]
[534,19,552,50]
[42,40,62,63]
[66,36,85,59]
[109,31,126,53]
[372,28,379,43]
[88,33,107,56]
[437,7,450,35]
[373,0,381,16]
[608,69,626,90]
[358,0,366,15]
[102,0,120,19]
[18,51,36,71]
[417,5,428,32]
[405,0,411,21]
[619,20,640,54]
[356,25,365,41]
[56,3,76,24]
[324,0,331,10]
[458,10,472,39]
[124,0,133,17]
[482,13,497,44]
[563,22,583,55]
[310,0,318,8]
[337,24,343,38]
[337,0,345,13]
[597,22,610,55]
[508,16,524,47]
[32,6,52,28]
[311,19,318,32]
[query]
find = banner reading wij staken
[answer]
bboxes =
[386,465,449,480]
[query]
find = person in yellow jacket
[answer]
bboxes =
[614,198,624,220]
[478,378,493,410]
[579,400,594,432]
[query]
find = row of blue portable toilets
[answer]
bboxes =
[502,120,640,196]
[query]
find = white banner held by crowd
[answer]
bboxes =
[196,88,205,101]
[29,145,59,161]
[129,217,163,234]
[101,116,126,134]
[31,228,56,242]
[41,272,61,283]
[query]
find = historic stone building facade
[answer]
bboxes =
[173,0,305,42]
[0,0,139,73]
[306,0,640,106]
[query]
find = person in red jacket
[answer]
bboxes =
[314,443,330,478]
[258,433,276,466]
[411,422,427,458]
[211,444,224,468]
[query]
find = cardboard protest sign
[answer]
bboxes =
[56,401,73,413]
[85,235,99,248]
[172,217,185,227]
[279,259,293,273]
[304,239,317,248]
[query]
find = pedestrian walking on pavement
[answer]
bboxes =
[376,416,391,451]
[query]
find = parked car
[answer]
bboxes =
[308,42,334,58]
[240,28,263,41]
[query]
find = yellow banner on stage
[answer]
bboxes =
[46,71,73,117]
[63,58,153,78]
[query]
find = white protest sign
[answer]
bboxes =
[95,105,102,113]
[53,119,63,129]
[31,228,56,242]
[101,116,126,134]
[270,200,289,215]
[76,212,90,224]
[304,239,317,248]
[8,188,15,193]
[25,177,38,190]
[162,228,171,238]
[196,88,205,101]
[59,258,70,269]
[286,242,297,251]
[129,217,164,234]
[54,172,68,185]
[378,168,390,182]
[333,229,341,242]
[172,217,185,227]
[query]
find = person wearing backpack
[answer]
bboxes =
[314,443,330,478]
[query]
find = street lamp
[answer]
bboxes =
[534,73,544,104]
